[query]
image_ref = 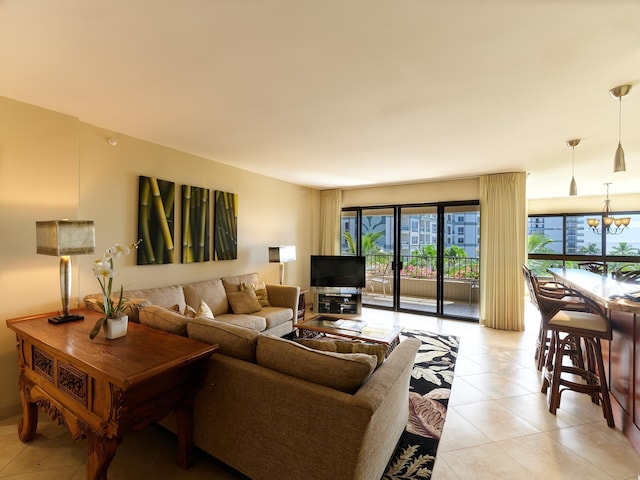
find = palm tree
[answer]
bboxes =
[609,242,640,256]
[342,231,384,255]
[578,243,601,255]
[528,233,554,254]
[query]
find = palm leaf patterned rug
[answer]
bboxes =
[383,329,459,480]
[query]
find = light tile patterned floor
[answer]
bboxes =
[1,303,639,479]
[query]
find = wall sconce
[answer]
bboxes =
[36,220,96,323]
[268,246,296,285]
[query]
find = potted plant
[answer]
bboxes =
[89,240,141,340]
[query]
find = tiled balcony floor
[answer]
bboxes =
[1,303,639,479]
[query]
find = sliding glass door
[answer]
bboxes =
[342,201,480,320]
[398,206,438,314]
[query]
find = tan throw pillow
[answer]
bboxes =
[196,300,215,320]
[256,335,377,394]
[187,317,259,362]
[227,289,262,314]
[297,338,388,368]
[139,305,189,336]
[241,281,271,307]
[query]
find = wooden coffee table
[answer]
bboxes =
[296,314,402,347]
[6,310,217,480]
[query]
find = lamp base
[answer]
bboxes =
[48,314,84,324]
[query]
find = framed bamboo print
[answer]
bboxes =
[181,185,210,263]
[137,176,175,265]
[213,190,238,260]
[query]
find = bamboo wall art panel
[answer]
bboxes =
[213,190,238,261]
[137,176,175,265]
[181,185,210,263]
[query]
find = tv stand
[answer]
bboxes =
[313,287,362,316]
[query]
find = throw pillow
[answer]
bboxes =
[296,338,388,368]
[227,289,262,314]
[183,304,197,318]
[139,305,190,336]
[196,300,215,320]
[241,281,271,307]
[256,335,377,394]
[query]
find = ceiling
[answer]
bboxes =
[2,0,640,199]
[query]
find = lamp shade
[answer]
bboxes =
[36,220,96,256]
[268,245,296,263]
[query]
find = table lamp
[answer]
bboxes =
[268,245,296,285]
[36,220,96,323]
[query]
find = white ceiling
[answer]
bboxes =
[2,0,639,199]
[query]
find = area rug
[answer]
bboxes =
[382,329,459,480]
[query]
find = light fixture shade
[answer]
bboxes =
[36,220,96,256]
[614,142,626,173]
[268,245,296,263]
[569,177,577,196]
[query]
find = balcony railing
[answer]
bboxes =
[366,253,479,280]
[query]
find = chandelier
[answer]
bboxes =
[586,183,630,235]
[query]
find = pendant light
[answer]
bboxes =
[567,139,579,196]
[586,183,630,235]
[610,84,631,173]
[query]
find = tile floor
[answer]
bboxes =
[1,303,640,479]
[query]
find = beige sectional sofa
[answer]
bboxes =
[84,272,421,480]
[163,320,421,480]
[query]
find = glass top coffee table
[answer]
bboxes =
[296,315,402,347]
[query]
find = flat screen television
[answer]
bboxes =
[310,255,366,288]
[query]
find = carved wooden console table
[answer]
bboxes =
[6,310,217,480]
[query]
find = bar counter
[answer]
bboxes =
[548,268,640,452]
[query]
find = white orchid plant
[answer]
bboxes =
[89,240,142,340]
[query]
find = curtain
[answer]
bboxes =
[319,189,342,255]
[479,172,527,331]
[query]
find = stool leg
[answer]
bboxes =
[591,337,615,427]
[541,331,557,393]
[547,332,568,414]
[536,327,549,371]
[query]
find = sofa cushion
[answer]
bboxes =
[296,338,389,368]
[187,317,259,362]
[214,313,266,331]
[252,306,293,329]
[182,278,229,316]
[122,285,187,313]
[241,281,271,307]
[139,305,190,336]
[222,273,260,293]
[227,289,262,314]
[256,335,377,394]
[84,296,151,323]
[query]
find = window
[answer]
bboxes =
[527,212,640,276]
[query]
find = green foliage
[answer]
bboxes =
[342,231,384,255]
[528,233,554,254]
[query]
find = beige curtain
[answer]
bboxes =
[479,172,527,331]
[319,189,342,255]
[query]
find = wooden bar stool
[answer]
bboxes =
[522,265,587,371]
[534,286,614,427]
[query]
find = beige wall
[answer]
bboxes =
[341,178,480,207]
[528,194,640,215]
[0,96,317,417]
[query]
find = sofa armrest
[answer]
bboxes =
[265,284,300,313]
[353,337,420,411]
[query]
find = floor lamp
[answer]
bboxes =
[268,246,296,285]
[36,220,96,323]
